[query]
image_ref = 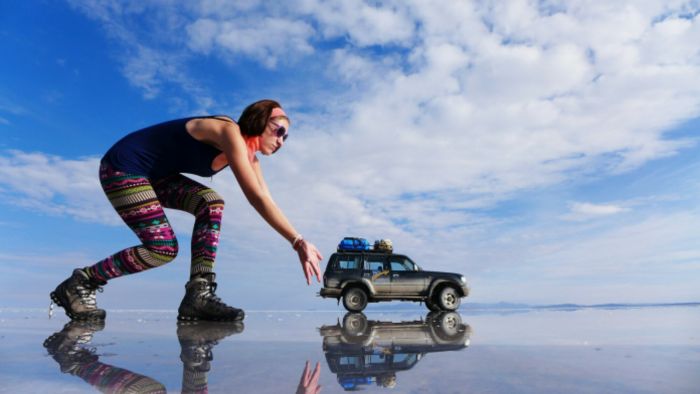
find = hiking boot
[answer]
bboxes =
[43,320,104,374]
[177,274,245,322]
[177,320,244,370]
[50,268,107,321]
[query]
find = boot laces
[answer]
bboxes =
[198,282,231,311]
[76,278,104,309]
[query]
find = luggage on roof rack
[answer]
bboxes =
[337,237,372,252]
[374,239,393,253]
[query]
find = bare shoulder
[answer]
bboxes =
[186,117,241,150]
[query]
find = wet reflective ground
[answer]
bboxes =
[0,305,698,393]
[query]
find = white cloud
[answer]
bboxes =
[187,17,315,68]
[297,0,416,47]
[562,202,629,221]
[570,202,627,216]
[293,0,700,203]
[0,151,117,224]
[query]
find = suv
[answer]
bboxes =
[319,250,470,312]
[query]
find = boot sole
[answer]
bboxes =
[177,312,245,322]
[50,291,106,321]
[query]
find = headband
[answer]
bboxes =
[270,107,288,120]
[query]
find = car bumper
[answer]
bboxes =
[319,288,342,298]
[461,284,470,297]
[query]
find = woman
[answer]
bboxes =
[50,99,323,322]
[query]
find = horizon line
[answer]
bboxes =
[2,301,698,314]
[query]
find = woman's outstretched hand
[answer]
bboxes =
[296,239,323,285]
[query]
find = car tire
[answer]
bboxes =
[437,285,461,311]
[342,287,368,312]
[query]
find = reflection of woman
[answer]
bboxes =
[178,321,244,393]
[296,361,322,394]
[43,321,167,393]
[50,100,323,321]
[44,320,244,394]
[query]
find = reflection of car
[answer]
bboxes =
[319,312,471,391]
[319,250,470,312]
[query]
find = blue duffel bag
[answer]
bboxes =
[337,237,372,252]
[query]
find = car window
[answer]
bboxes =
[364,255,386,272]
[389,256,416,271]
[338,255,361,270]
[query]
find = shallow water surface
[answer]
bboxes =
[0,306,698,393]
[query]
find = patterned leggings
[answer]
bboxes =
[85,161,224,282]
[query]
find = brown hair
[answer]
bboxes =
[237,99,283,137]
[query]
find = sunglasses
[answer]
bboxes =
[269,120,289,141]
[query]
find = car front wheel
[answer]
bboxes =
[437,286,461,311]
[343,287,368,312]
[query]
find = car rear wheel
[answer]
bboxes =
[343,287,368,312]
[437,286,461,311]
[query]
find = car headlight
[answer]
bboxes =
[460,276,466,283]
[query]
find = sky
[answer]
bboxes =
[1,0,699,310]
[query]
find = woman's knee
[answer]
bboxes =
[196,190,225,217]
[143,230,179,266]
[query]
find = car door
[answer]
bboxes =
[363,254,390,295]
[389,255,426,295]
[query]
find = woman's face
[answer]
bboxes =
[259,115,290,155]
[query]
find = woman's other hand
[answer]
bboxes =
[296,239,323,285]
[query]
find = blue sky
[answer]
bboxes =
[1,1,699,310]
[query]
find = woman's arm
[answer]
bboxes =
[188,118,323,284]
[250,157,272,198]
[249,157,324,285]
[222,124,299,240]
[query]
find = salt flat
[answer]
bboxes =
[0,305,697,393]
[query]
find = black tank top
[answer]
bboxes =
[102,116,231,180]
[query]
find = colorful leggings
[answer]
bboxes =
[85,161,224,281]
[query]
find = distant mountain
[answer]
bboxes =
[503,301,700,310]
